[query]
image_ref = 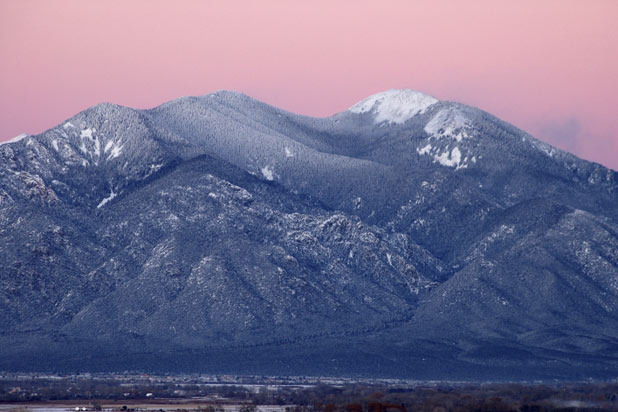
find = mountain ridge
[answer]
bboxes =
[1,89,617,380]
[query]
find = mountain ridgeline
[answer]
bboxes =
[1,89,617,380]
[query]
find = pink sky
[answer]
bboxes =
[1,0,617,169]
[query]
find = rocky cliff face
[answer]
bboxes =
[1,89,617,379]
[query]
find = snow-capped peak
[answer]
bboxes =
[348,89,439,124]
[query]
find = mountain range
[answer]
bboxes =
[1,89,617,380]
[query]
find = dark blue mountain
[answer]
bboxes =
[1,89,617,380]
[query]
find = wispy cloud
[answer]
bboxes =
[537,117,581,154]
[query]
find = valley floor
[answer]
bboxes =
[2,373,618,411]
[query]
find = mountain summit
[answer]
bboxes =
[1,90,617,380]
[347,89,439,124]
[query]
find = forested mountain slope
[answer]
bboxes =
[1,89,616,379]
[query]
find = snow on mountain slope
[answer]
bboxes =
[1,89,618,379]
[424,106,471,142]
[0,103,194,209]
[0,133,29,146]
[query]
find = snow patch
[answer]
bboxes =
[111,145,123,158]
[104,141,114,153]
[107,143,123,160]
[433,147,463,168]
[78,128,101,160]
[425,108,470,142]
[80,128,93,139]
[0,133,28,146]
[417,134,470,170]
[63,122,75,129]
[417,143,432,155]
[97,189,117,209]
[348,89,438,124]
[261,165,274,181]
[93,135,100,158]
[284,147,294,157]
[52,140,59,151]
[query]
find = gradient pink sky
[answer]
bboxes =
[1,0,617,169]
